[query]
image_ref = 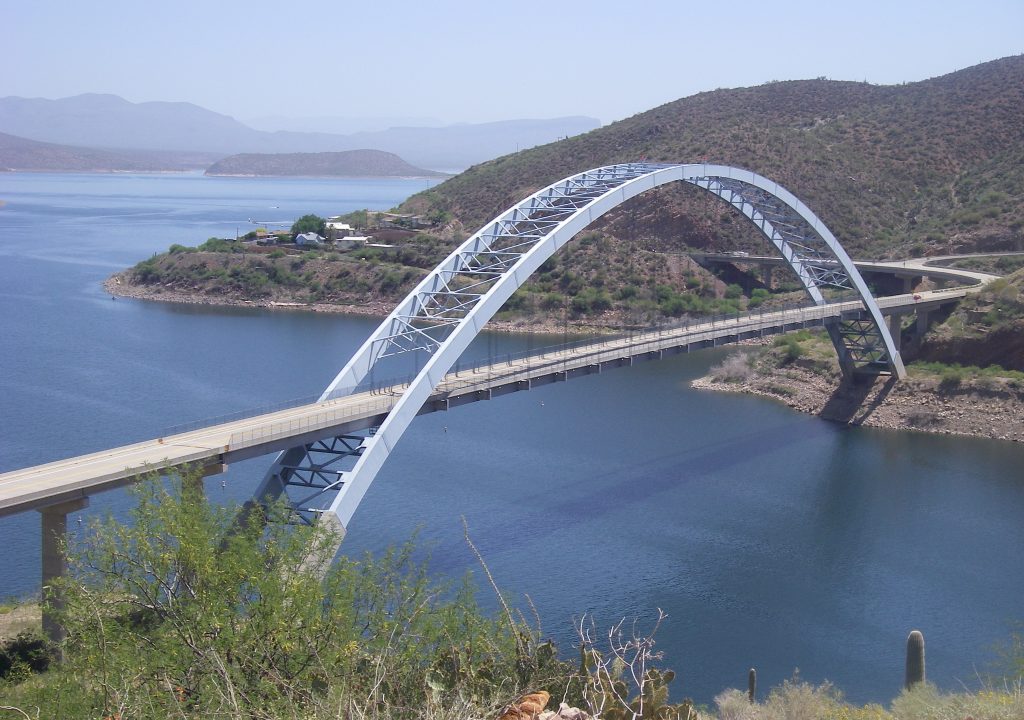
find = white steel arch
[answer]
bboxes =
[254,163,905,533]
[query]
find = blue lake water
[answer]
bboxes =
[1,171,1022,706]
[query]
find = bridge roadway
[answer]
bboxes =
[0,287,976,519]
[692,254,1004,287]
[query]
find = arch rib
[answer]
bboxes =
[253,163,904,530]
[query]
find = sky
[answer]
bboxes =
[6,0,1023,130]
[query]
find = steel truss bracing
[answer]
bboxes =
[251,163,905,533]
[268,434,371,526]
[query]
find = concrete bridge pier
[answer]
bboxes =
[761,266,774,289]
[887,313,905,351]
[916,308,934,335]
[39,497,89,655]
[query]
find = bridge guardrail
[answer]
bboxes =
[226,394,398,451]
[181,291,944,448]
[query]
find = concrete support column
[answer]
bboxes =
[901,276,914,293]
[916,309,932,335]
[761,266,773,289]
[39,497,89,654]
[886,313,904,351]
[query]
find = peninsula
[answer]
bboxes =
[204,149,446,178]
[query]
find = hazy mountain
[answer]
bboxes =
[245,114,443,134]
[205,150,447,178]
[0,94,600,169]
[0,131,222,172]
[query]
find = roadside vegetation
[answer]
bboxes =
[915,267,1024,372]
[3,475,1023,719]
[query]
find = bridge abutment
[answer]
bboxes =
[38,497,89,655]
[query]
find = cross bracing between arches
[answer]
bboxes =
[251,163,905,534]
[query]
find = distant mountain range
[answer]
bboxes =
[205,150,446,178]
[0,94,599,170]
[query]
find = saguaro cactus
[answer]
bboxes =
[905,630,926,689]
[747,667,757,703]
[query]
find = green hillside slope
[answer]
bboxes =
[401,56,1024,259]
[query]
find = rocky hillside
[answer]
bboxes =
[204,150,446,178]
[916,266,1024,370]
[112,57,1024,347]
[401,56,1024,260]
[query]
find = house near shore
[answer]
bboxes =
[250,229,291,245]
[326,220,353,240]
[335,235,371,250]
[296,232,325,246]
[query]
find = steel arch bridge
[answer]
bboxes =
[254,163,905,538]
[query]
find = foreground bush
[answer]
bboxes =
[3,476,1023,719]
[2,476,569,718]
[712,679,1024,720]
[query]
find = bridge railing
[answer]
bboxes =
[226,393,399,451]
[370,300,861,399]
[172,292,936,446]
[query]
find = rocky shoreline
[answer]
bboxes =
[103,275,607,335]
[692,355,1023,443]
[106,278,1023,444]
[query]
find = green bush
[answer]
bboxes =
[6,476,570,718]
[132,257,163,283]
[0,631,51,680]
[290,214,326,237]
[196,237,239,253]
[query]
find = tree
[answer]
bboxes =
[14,473,569,718]
[290,214,326,238]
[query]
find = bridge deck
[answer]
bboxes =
[0,289,970,518]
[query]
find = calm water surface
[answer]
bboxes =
[1,172,1022,705]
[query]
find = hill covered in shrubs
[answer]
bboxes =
[402,56,1024,262]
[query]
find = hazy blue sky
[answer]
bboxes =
[7,0,1022,128]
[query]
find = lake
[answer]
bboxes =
[1,171,1022,705]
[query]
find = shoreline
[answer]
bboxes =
[103,275,609,335]
[106,279,1023,444]
[691,354,1023,443]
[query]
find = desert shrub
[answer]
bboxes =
[132,257,162,283]
[748,288,771,308]
[4,476,571,718]
[0,631,51,680]
[939,368,963,390]
[710,352,756,383]
[774,335,803,363]
[196,237,238,253]
[890,682,1024,720]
